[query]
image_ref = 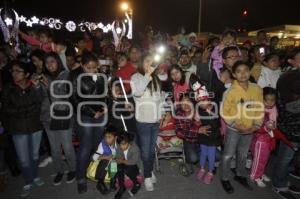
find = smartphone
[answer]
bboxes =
[259,47,265,55]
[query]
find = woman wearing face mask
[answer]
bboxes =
[71,52,108,194]
[40,52,76,186]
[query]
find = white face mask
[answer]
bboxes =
[158,73,168,81]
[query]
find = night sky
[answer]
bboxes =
[1,0,300,34]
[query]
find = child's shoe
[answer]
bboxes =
[203,172,214,185]
[196,169,206,181]
[144,178,154,191]
[262,174,271,182]
[254,178,266,188]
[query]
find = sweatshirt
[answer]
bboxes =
[130,73,163,123]
[257,66,281,89]
[221,80,264,130]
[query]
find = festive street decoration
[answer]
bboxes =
[0,8,20,52]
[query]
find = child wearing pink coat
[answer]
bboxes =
[250,87,295,187]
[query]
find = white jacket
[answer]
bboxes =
[130,73,163,123]
[257,66,281,89]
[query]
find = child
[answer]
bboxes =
[176,94,202,174]
[92,128,118,195]
[114,133,141,199]
[193,84,221,185]
[257,53,282,89]
[220,61,264,194]
[219,67,233,89]
[158,112,182,149]
[250,87,295,187]
[211,30,237,78]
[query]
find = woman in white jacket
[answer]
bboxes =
[257,53,282,89]
[130,54,163,192]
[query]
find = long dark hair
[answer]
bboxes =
[137,54,161,95]
[44,52,64,78]
[168,64,186,85]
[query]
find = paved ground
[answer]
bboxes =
[2,157,300,199]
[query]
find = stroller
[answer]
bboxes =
[154,111,188,176]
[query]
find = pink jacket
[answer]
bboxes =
[253,105,277,144]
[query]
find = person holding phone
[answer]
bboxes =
[251,45,266,82]
[130,54,162,192]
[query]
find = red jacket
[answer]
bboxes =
[115,62,137,93]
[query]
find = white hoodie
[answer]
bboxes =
[257,66,282,89]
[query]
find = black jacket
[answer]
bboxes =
[71,68,107,118]
[277,69,300,142]
[1,83,43,134]
[198,107,222,146]
[196,63,226,104]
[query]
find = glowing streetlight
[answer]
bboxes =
[120,2,129,11]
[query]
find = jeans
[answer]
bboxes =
[183,141,199,164]
[12,131,43,184]
[200,145,216,172]
[136,122,159,178]
[221,128,253,181]
[76,116,105,184]
[95,160,109,182]
[272,141,299,190]
[43,123,76,174]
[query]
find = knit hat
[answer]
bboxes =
[192,81,209,101]
[188,32,197,39]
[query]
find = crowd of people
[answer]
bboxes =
[0,25,299,199]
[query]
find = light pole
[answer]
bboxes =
[120,2,133,39]
[198,0,202,33]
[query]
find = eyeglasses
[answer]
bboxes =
[225,55,240,60]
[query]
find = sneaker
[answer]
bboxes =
[254,178,266,188]
[196,169,206,181]
[274,188,297,199]
[289,169,300,180]
[289,185,300,195]
[203,172,214,185]
[234,176,253,191]
[151,172,157,184]
[66,171,76,184]
[33,177,45,187]
[262,174,271,182]
[144,178,154,192]
[20,184,33,198]
[114,187,126,199]
[221,180,234,194]
[38,157,52,168]
[130,183,141,195]
[77,183,87,194]
[53,173,64,186]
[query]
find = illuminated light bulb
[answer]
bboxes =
[31,16,39,24]
[120,2,129,11]
[19,15,26,22]
[157,45,166,54]
[98,23,104,29]
[65,21,76,32]
[124,19,128,23]
[154,54,161,63]
[116,27,122,34]
[4,18,13,26]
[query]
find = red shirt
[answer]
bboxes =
[115,62,137,93]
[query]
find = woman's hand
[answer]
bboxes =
[198,125,211,136]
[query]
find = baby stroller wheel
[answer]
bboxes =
[179,163,189,177]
